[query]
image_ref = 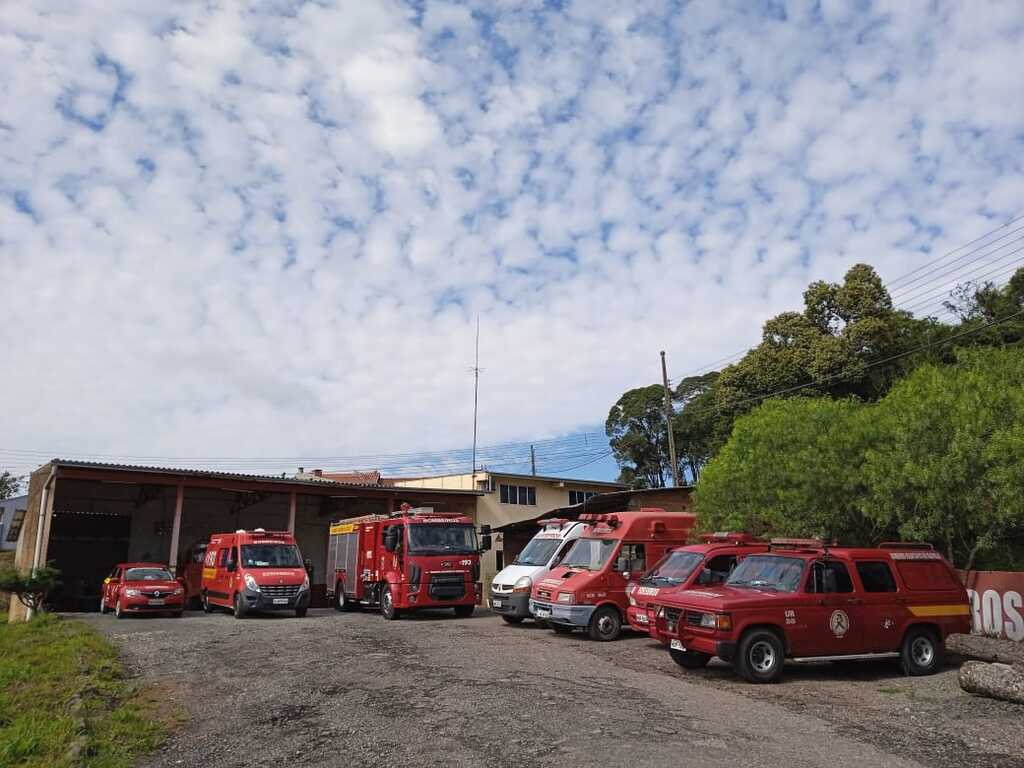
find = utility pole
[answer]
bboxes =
[530,445,536,476]
[471,317,480,488]
[661,350,681,488]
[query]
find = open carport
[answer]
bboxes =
[8,460,480,619]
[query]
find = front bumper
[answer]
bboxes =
[490,590,530,618]
[242,588,311,611]
[120,595,185,612]
[529,599,596,628]
[626,605,655,634]
[676,631,734,659]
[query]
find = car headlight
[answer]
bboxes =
[557,592,574,603]
[125,589,141,597]
[700,613,732,631]
[628,595,637,607]
[172,587,184,596]
[513,576,532,593]
[244,573,260,592]
[301,573,310,591]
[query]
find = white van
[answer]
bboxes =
[489,518,590,624]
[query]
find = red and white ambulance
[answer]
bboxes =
[626,532,768,641]
[528,509,695,640]
[200,529,310,618]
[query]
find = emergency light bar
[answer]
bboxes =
[579,513,620,528]
[538,518,569,528]
[701,532,761,544]
[769,537,832,550]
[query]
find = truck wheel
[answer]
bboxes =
[233,592,248,619]
[380,586,401,620]
[295,606,308,618]
[99,596,108,615]
[901,627,943,676]
[501,615,524,625]
[734,629,784,683]
[454,605,474,618]
[670,648,711,670]
[334,584,347,612]
[587,606,622,641]
[201,591,213,614]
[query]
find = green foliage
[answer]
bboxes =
[0,471,21,501]
[0,615,168,767]
[672,372,719,481]
[695,398,883,544]
[0,567,62,615]
[606,385,669,488]
[861,347,1024,570]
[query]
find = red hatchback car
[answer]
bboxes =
[100,562,185,618]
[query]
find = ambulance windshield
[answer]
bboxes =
[241,544,302,568]
[727,555,805,592]
[640,551,703,586]
[560,538,617,571]
[514,537,561,566]
[407,524,478,555]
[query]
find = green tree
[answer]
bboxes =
[0,470,21,500]
[606,385,669,488]
[695,397,882,543]
[861,347,1024,570]
[672,371,719,482]
[0,566,62,616]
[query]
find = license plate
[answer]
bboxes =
[272,598,289,605]
[636,613,649,624]
[670,639,685,651]
[492,599,503,607]
[534,606,552,617]
[148,599,165,606]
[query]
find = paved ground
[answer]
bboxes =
[79,608,1024,768]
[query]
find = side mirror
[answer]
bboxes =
[622,572,631,581]
[384,527,400,552]
[479,524,492,536]
[480,534,492,552]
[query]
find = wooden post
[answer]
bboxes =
[27,475,56,621]
[287,491,297,533]
[168,482,184,574]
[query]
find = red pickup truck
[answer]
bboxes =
[651,540,971,683]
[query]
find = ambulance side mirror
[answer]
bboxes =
[227,561,237,573]
[384,527,401,552]
[480,534,492,553]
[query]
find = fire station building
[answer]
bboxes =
[8,460,480,622]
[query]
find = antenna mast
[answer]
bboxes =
[471,317,480,487]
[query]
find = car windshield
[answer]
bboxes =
[726,555,805,592]
[514,537,561,566]
[240,544,302,568]
[560,538,617,571]
[407,524,478,554]
[640,551,704,586]
[125,568,173,581]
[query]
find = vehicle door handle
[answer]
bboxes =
[847,598,862,605]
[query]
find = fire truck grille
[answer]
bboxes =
[428,573,466,600]
[664,607,682,633]
[261,584,301,599]
[685,611,706,628]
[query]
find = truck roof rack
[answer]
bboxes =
[769,537,829,552]
[878,541,935,550]
[700,531,762,545]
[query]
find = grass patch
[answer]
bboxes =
[0,614,170,767]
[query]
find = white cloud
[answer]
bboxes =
[0,0,1022,478]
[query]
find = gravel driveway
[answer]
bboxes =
[78,609,1024,768]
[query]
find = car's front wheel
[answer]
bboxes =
[233,592,247,619]
[734,629,784,683]
[114,599,124,619]
[587,606,622,641]
[99,596,108,615]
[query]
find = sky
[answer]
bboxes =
[1,0,1022,483]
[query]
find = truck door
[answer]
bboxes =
[210,546,231,602]
[790,560,864,657]
[614,543,646,596]
[852,560,902,652]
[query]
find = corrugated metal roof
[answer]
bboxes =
[47,459,483,495]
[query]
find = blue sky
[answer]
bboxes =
[1,0,1022,481]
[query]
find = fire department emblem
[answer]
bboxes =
[829,609,850,638]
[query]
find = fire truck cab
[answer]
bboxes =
[626,532,768,641]
[652,540,972,682]
[327,505,491,620]
[528,509,695,641]
[200,529,310,618]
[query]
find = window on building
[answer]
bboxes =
[5,509,26,543]
[855,561,898,593]
[568,490,598,506]
[499,484,536,505]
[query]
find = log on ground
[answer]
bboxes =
[958,661,1024,705]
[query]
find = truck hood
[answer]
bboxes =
[533,567,597,599]
[657,584,793,611]
[249,568,307,585]
[492,564,546,587]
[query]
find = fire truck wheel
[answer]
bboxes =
[501,615,524,625]
[380,586,402,620]
[587,606,622,641]
[900,627,943,676]
[114,599,124,619]
[233,592,248,619]
[734,629,784,683]
[670,648,711,670]
[454,605,475,618]
[334,585,346,612]
[99,597,108,615]
[201,592,213,613]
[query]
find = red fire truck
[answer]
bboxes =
[326,505,491,619]
[200,529,310,618]
[651,540,972,682]
[528,509,696,640]
[626,532,768,642]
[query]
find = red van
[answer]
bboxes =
[625,533,768,641]
[528,509,696,640]
[100,562,185,618]
[200,529,310,618]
